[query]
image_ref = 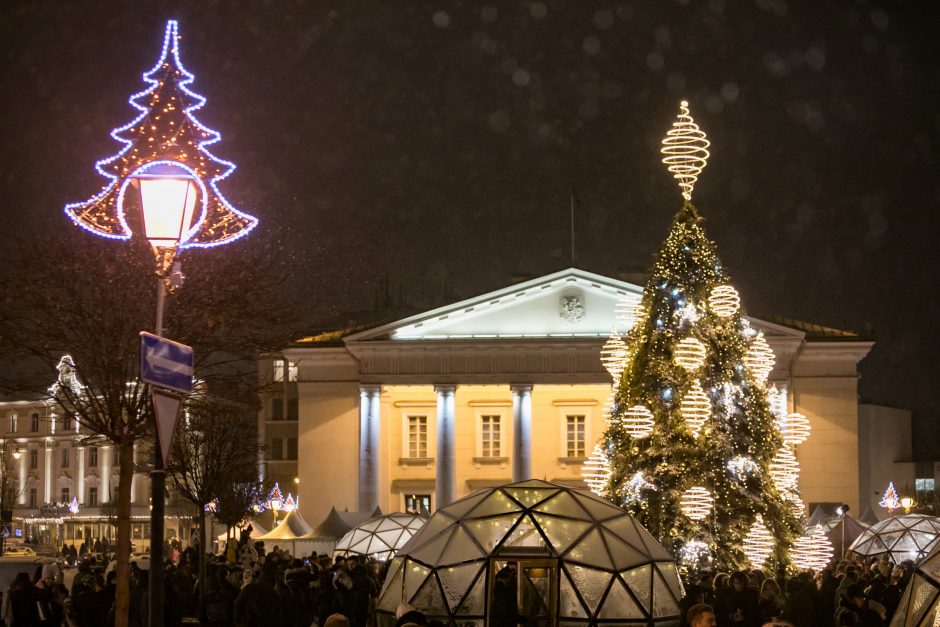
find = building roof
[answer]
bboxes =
[760,315,867,341]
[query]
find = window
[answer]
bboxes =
[61,488,69,503]
[287,398,298,421]
[89,447,98,467]
[89,487,98,507]
[480,415,501,457]
[61,447,70,468]
[30,413,39,433]
[566,415,586,458]
[405,494,431,515]
[9,413,16,434]
[286,438,298,460]
[272,398,284,421]
[407,416,428,458]
[29,488,37,508]
[29,449,38,470]
[273,359,298,383]
[916,478,936,493]
[271,438,283,461]
[63,414,73,431]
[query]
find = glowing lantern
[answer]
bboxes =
[770,445,799,492]
[600,328,628,381]
[744,332,775,384]
[791,525,834,571]
[673,338,707,371]
[582,445,612,497]
[680,486,714,521]
[782,412,811,446]
[680,380,711,438]
[743,515,774,569]
[661,100,711,201]
[621,405,654,439]
[708,285,740,317]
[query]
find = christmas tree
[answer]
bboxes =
[64,20,257,248]
[604,101,800,570]
[879,482,900,511]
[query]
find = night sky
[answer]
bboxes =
[1,1,938,456]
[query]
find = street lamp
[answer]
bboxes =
[901,496,916,513]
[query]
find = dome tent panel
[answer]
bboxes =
[532,513,592,554]
[601,515,675,562]
[443,490,492,520]
[657,562,685,603]
[500,514,544,550]
[565,527,616,571]
[505,486,560,508]
[456,569,486,615]
[565,564,613,614]
[908,576,937,625]
[437,562,483,612]
[622,563,653,615]
[465,514,519,553]
[559,570,590,618]
[412,575,447,614]
[464,488,521,518]
[600,528,653,571]
[652,567,682,617]
[403,561,431,605]
[572,490,628,522]
[408,526,456,565]
[540,488,593,520]
[438,524,487,566]
[599,576,646,619]
[377,558,405,613]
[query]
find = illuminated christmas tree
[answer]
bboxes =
[879,482,900,512]
[604,102,800,570]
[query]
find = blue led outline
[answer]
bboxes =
[63,20,258,248]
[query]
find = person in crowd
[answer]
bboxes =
[686,603,718,627]
[71,573,108,627]
[233,554,283,626]
[5,571,33,625]
[323,614,351,627]
[342,555,376,627]
[759,579,785,624]
[833,584,882,627]
[782,573,816,627]
[715,570,760,627]
[201,565,238,627]
[489,562,519,627]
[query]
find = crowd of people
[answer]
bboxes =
[679,555,914,626]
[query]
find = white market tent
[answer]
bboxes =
[375,479,683,626]
[255,509,317,555]
[333,513,427,561]
[216,522,268,545]
[849,514,940,565]
[890,539,940,626]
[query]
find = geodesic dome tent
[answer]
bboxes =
[333,513,427,561]
[375,479,683,626]
[889,540,940,626]
[849,514,940,565]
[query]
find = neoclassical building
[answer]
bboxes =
[263,268,875,527]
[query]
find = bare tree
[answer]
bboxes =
[167,392,260,605]
[213,481,264,541]
[0,221,303,627]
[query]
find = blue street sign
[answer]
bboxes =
[140,332,194,394]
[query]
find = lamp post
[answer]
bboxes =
[131,162,196,627]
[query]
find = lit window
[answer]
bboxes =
[408,416,428,458]
[406,494,431,514]
[566,415,586,458]
[273,360,298,383]
[481,415,501,457]
[916,478,936,493]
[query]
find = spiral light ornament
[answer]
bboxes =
[661,100,711,201]
[680,486,714,521]
[782,412,811,446]
[600,328,628,381]
[582,444,612,497]
[744,332,775,383]
[708,285,740,317]
[743,515,775,569]
[787,490,806,519]
[791,525,834,572]
[767,385,787,424]
[680,380,711,438]
[621,405,655,439]
[615,295,642,330]
[674,337,707,371]
[603,390,618,425]
[770,444,800,492]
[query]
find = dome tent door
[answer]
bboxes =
[489,558,556,627]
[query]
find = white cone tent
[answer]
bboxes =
[333,513,428,561]
[889,539,940,626]
[255,508,315,555]
[375,479,683,626]
[849,514,940,565]
[216,522,268,545]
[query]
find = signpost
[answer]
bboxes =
[140,332,194,395]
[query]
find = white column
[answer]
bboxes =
[17,450,26,505]
[434,385,457,508]
[101,446,111,504]
[358,385,382,512]
[77,446,85,505]
[130,443,138,504]
[511,384,533,482]
[43,442,52,503]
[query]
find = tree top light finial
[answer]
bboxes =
[63,20,258,249]
[661,100,711,202]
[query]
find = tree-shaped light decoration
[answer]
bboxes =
[680,380,711,438]
[742,515,775,569]
[708,285,740,317]
[770,444,799,492]
[661,100,711,201]
[64,20,258,249]
[582,444,612,497]
[782,412,811,446]
[621,405,654,439]
[283,494,297,513]
[674,337,707,371]
[744,332,775,384]
[68,497,80,515]
[600,328,628,381]
[879,482,901,511]
[680,486,714,521]
[267,483,284,509]
[790,525,834,571]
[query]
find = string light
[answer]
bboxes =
[742,516,774,569]
[674,337,707,371]
[770,444,799,492]
[744,332,775,384]
[621,471,656,503]
[782,412,811,446]
[879,482,901,511]
[63,20,258,248]
[633,302,647,328]
[621,405,654,438]
[582,444,611,497]
[727,456,760,481]
[600,328,628,381]
[680,380,711,438]
[708,285,740,317]
[680,539,713,569]
[680,486,714,521]
[790,525,833,571]
[661,100,711,201]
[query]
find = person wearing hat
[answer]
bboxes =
[833,584,882,627]
[28,562,64,626]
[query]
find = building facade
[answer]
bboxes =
[261,269,876,527]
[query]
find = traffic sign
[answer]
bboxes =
[140,332,193,394]
[0,525,12,538]
[152,388,182,467]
